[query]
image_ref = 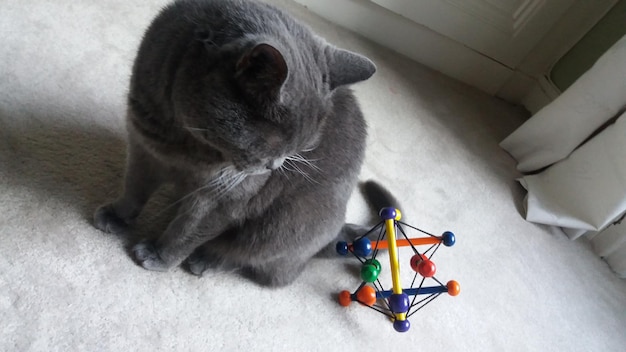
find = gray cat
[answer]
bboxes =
[94,0,378,286]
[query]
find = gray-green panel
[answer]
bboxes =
[550,0,626,91]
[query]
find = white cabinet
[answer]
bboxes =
[294,0,617,112]
[371,0,574,69]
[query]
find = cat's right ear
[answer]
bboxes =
[325,47,376,90]
[235,43,288,101]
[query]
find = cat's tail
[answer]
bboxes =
[316,180,401,258]
[360,180,401,214]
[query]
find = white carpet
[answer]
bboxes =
[1,1,625,351]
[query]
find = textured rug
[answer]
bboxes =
[2,1,625,351]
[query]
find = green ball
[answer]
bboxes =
[360,263,380,283]
[364,259,382,272]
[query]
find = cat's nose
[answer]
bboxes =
[266,157,286,170]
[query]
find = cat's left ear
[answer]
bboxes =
[326,47,376,90]
[236,43,288,100]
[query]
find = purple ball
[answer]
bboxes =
[393,319,411,332]
[379,207,397,220]
[389,293,410,314]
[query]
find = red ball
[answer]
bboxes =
[410,253,429,272]
[418,259,436,277]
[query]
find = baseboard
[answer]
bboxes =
[520,76,562,114]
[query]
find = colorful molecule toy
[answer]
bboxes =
[336,207,460,332]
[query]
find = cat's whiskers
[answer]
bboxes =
[301,145,319,153]
[288,153,321,172]
[283,157,320,184]
[205,166,247,200]
[166,168,246,223]
[151,166,246,220]
[151,183,212,219]
[277,167,290,179]
[184,126,209,132]
[215,170,247,198]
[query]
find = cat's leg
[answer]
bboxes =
[242,258,307,287]
[132,195,228,271]
[185,235,233,276]
[188,213,334,285]
[94,140,163,234]
[208,223,376,284]
[185,245,302,286]
[238,226,373,286]
[186,248,221,276]
[188,235,309,285]
[187,223,371,278]
[187,250,309,286]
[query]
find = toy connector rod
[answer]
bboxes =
[371,237,441,249]
[375,280,460,298]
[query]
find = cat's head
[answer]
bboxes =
[172,36,375,175]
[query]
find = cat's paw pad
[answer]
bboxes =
[132,241,170,272]
[93,204,129,235]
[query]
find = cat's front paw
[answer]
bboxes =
[186,252,219,277]
[93,204,129,235]
[132,241,170,272]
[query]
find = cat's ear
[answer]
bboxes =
[326,47,376,90]
[236,43,288,100]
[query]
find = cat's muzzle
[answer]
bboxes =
[266,157,286,170]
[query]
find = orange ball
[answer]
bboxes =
[447,280,460,296]
[338,290,352,307]
[356,286,377,306]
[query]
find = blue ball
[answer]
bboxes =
[393,319,411,333]
[442,231,456,247]
[379,207,397,220]
[388,293,410,314]
[335,241,348,256]
[352,237,372,257]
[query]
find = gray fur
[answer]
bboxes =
[360,180,401,214]
[93,0,376,286]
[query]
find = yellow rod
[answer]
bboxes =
[385,218,403,295]
[384,217,406,321]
